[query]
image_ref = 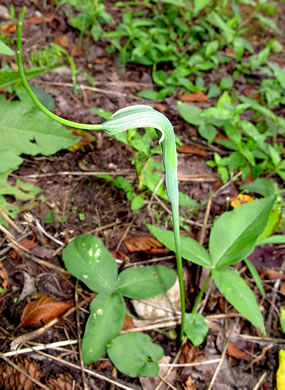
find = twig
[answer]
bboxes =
[35,80,144,100]
[12,169,134,179]
[0,224,30,256]
[158,375,177,390]
[159,359,221,368]
[31,349,139,390]
[199,196,212,246]
[0,206,22,232]
[24,213,64,246]
[208,320,238,390]
[154,340,184,390]
[3,340,78,358]
[116,216,137,252]
[246,344,273,370]
[0,353,50,390]
[253,372,267,390]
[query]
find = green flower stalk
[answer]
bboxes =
[16,7,185,341]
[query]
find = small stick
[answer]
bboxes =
[24,213,64,246]
[0,206,22,232]
[246,344,273,370]
[35,80,144,100]
[3,340,78,358]
[31,349,139,390]
[12,170,135,179]
[208,320,238,390]
[253,372,267,390]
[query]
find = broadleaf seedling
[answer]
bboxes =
[62,234,176,368]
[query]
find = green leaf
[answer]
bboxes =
[0,66,54,90]
[198,123,216,144]
[240,178,276,197]
[212,268,265,335]
[194,0,211,14]
[268,62,285,89]
[209,196,275,268]
[219,76,233,90]
[62,235,118,293]
[280,309,285,333]
[184,313,208,346]
[131,194,144,210]
[201,107,232,121]
[147,224,212,268]
[178,192,199,208]
[257,235,285,245]
[207,12,234,43]
[82,292,125,364]
[91,24,102,42]
[0,97,77,155]
[0,40,15,56]
[254,14,281,34]
[90,107,112,120]
[107,333,163,377]
[244,258,265,296]
[137,90,159,100]
[177,102,203,126]
[116,265,176,299]
[16,86,55,111]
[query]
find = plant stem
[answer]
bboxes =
[191,271,212,314]
[172,203,185,342]
[16,7,103,131]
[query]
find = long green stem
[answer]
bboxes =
[191,271,212,314]
[16,8,102,131]
[172,204,185,341]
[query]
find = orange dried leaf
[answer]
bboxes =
[54,34,69,48]
[19,296,73,328]
[124,234,170,254]
[184,376,197,390]
[227,342,251,361]
[178,144,207,157]
[231,194,255,208]
[259,269,285,281]
[123,315,134,330]
[0,262,8,292]
[178,92,208,103]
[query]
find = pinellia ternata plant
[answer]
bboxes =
[17,7,186,375]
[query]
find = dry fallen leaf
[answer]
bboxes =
[54,34,69,48]
[19,296,73,328]
[122,314,134,330]
[178,92,208,103]
[259,269,285,281]
[0,262,8,293]
[178,144,207,157]
[124,234,170,254]
[227,342,251,362]
[184,376,196,390]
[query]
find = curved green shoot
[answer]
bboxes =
[16,7,185,340]
[16,8,102,131]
